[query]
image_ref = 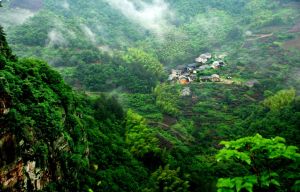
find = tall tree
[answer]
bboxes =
[0,26,16,61]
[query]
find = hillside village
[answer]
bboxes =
[168,53,228,85]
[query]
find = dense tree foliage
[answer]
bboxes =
[216,134,300,192]
[2,0,299,93]
[72,49,165,93]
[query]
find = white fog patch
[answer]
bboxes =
[98,45,113,54]
[95,24,109,39]
[50,17,76,40]
[194,16,222,40]
[0,8,35,27]
[61,0,70,10]
[188,10,233,42]
[47,29,68,47]
[67,29,76,39]
[105,0,174,39]
[80,24,97,44]
[290,67,300,91]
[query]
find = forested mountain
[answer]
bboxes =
[1,0,300,92]
[0,0,300,191]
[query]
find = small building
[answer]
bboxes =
[179,78,189,85]
[176,65,186,70]
[195,57,207,64]
[187,63,197,68]
[195,53,212,64]
[200,76,212,82]
[211,74,221,82]
[211,61,221,69]
[219,61,225,67]
[187,67,193,72]
[179,76,190,85]
[171,69,182,76]
[201,53,212,59]
[211,61,226,69]
[168,52,227,84]
[168,74,176,81]
[197,65,210,71]
[168,69,182,81]
[200,74,220,82]
[181,72,190,77]
[186,63,198,72]
[190,74,197,81]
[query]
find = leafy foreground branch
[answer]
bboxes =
[216,134,300,192]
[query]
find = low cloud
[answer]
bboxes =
[47,29,68,47]
[61,0,70,10]
[98,45,113,54]
[288,67,300,92]
[0,8,35,28]
[80,24,97,44]
[187,10,234,42]
[105,0,174,38]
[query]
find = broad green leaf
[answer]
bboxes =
[260,173,270,187]
[271,179,280,186]
[234,177,243,192]
[292,180,300,192]
[237,153,251,165]
[242,183,254,192]
[217,178,235,189]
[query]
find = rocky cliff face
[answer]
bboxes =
[0,155,50,191]
[0,26,73,191]
[0,106,70,191]
[0,106,51,191]
[0,158,23,190]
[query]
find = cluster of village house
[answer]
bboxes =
[168,53,227,85]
